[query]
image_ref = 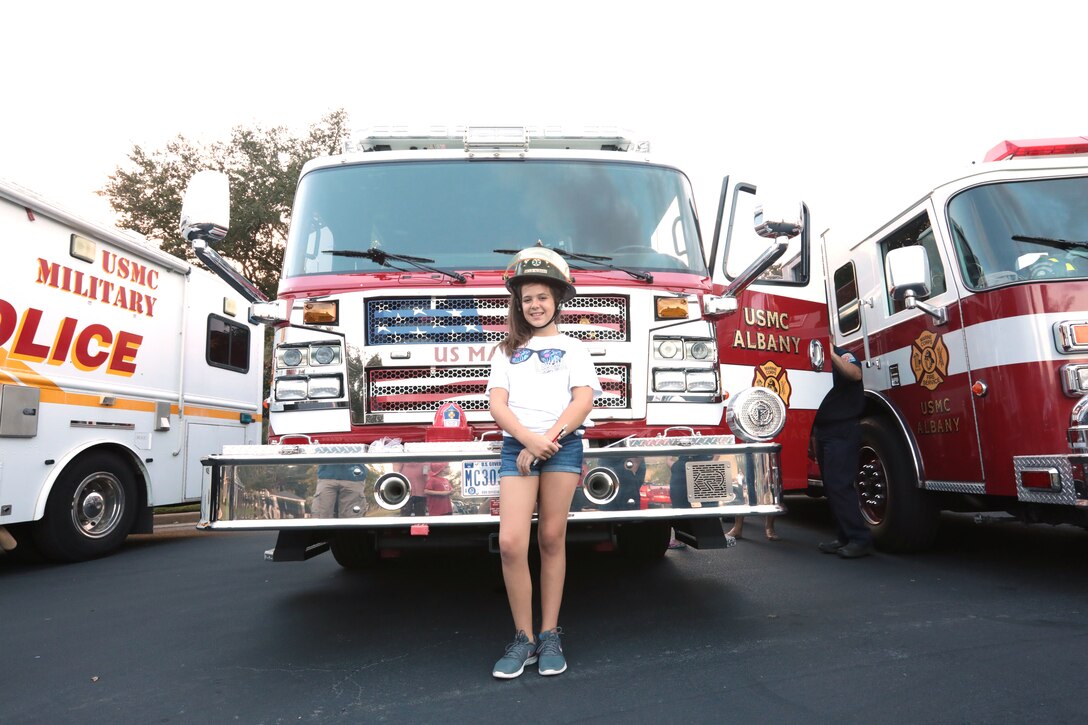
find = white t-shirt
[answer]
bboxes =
[486,333,602,435]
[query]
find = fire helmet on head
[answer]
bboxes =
[503,247,576,303]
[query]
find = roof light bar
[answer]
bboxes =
[464,126,529,153]
[346,125,639,153]
[984,137,1088,162]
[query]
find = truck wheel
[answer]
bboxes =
[615,521,671,562]
[33,452,138,562]
[857,419,939,552]
[330,531,379,569]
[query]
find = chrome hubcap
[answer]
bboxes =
[856,445,887,526]
[71,472,125,539]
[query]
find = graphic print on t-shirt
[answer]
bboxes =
[511,347,566,373]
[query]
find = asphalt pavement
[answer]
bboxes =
[3,497,1088,724]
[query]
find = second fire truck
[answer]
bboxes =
[819,137,1088,550]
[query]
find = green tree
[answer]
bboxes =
[101,109,350,299]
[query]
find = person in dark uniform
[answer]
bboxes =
[814,343,873,559]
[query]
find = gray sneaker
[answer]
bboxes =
[536,627,567,676]
[492,630,538,679]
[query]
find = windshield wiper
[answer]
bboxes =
[1012,234,1088,251]
[493,247,654,283]
[325,247,466,283]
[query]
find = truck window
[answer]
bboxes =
[879,214,946,315]
[947,176,1088,289]
[833,261,860,334]
[207,314,251,373]
[284,160,707,277]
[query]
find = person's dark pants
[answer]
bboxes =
[815,420,872,546]
[405,496,427,516]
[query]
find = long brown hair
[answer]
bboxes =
[498,279,564,356]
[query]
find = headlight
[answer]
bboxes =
[278,347,305,368]
[653,370,687,392]
[310,344,341,366]
[307,376,343,399]
[686,370,718,392]
[688,341,712,360]
[726,387,786,442]
[275,378,308,401]
[655,339,682,359]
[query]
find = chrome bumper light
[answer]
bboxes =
[726,387,787,442]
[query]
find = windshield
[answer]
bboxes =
[947,176,1088,289]
[283,159,706,278]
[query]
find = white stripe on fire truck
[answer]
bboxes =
[863,310,1088,391]
[719,363,832,410]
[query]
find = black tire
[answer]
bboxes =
[614,521,671,562]
[330,531,379,569]
[857,419,939,552]
[33,452,138,562]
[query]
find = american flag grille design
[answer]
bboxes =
[366,295,628,345]
[367,364,630,413]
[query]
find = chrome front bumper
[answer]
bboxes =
[199,435,782,529]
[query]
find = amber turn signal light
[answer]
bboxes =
[303,300,339,325]
[656,297,688,319]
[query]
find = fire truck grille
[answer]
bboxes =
[365,295,629,345]
[367,364,630,413]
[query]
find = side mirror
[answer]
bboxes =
[886,246,946,325]
[754,202,802,240]
[718,199,803,300]
[180,170,230,244]
[885,246,931,301]
[180,171,268,304]
[249,299,292,326]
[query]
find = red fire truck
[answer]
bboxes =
[182,125,815,566]
[820,137,1088,551]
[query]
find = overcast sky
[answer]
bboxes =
[3,0,1085,250]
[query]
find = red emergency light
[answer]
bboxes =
[984,137,1088,162]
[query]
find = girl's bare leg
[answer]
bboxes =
[536,471,579,632]
[498,475,540,637]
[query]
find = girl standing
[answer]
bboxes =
[486,247,600,679]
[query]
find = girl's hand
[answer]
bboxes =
[517,432,561,474]
[516,448,535,475]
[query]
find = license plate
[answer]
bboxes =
[462,459,502,498]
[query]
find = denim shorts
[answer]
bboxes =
[499,431,584,478]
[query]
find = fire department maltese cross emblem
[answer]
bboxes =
[752,361,791,406]
[910,330,949,391]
